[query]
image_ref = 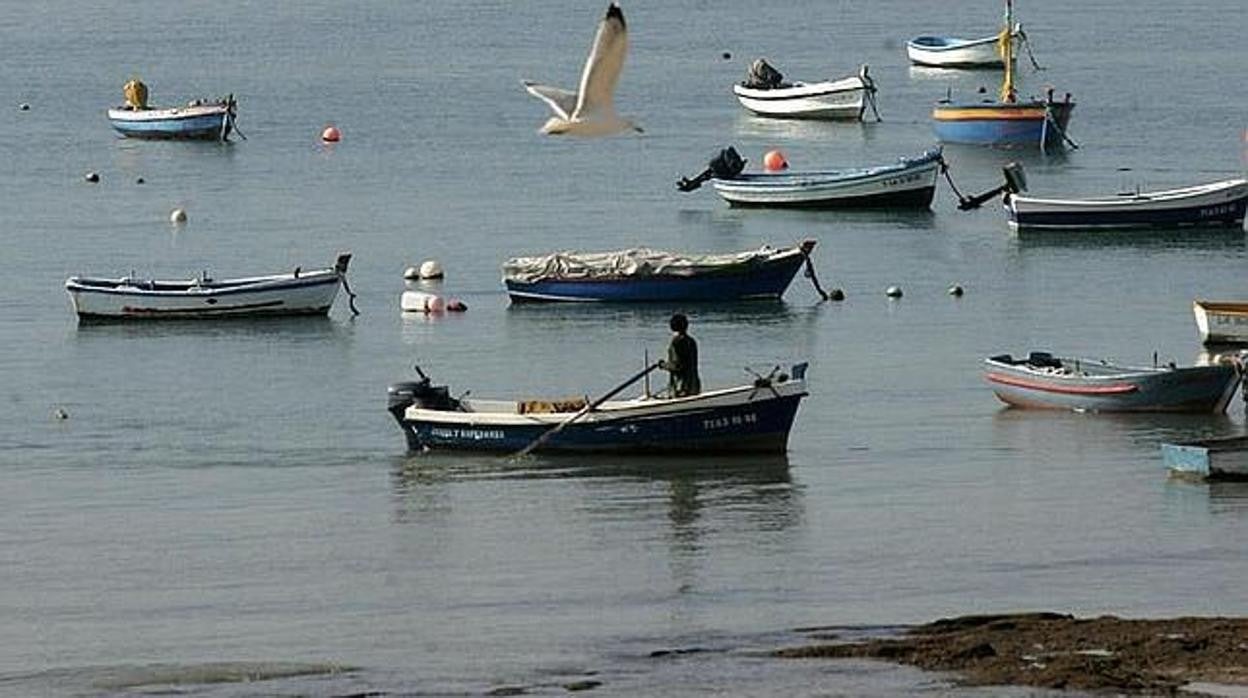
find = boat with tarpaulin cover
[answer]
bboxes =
[502,240,819,303]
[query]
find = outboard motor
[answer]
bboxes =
[387,366,458,421]
[956,161,1028,211]
[743,58,784,89]
[677,146,748,192]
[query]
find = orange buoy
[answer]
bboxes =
[763,149,788,171]
[321,125,341,142]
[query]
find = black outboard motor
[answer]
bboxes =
[743,58,785,89]
[956,161,1028,211]
[677,146,748,192]
[387,366,458,422]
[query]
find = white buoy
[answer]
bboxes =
[419,259,444,280]
[53,407,69,420]
[886,285,903,298]
[84,171,99,183]
[403,266,420,281]
[948,284,964,297]
[170,208,187,224]
[401,290,446,313]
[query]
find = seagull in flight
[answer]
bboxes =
[522,3,642,136]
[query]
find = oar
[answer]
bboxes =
[514,361,661,458]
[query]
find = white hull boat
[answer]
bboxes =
[733,67,875,120]
[66,254,353,320]
[1194,300,1248,345]
[1005,178,1248,231]
[906,29,1018,68]
[703,149,942,209]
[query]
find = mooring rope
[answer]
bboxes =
[799,247,831,301]
[340,274,360,316]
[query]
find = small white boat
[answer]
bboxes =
[906,27,1019,68]
[106,79,241,141]
[65,254,355,320]
[733,61,878,121]
[1194,301,1248,345]
[1005,178,1248,231]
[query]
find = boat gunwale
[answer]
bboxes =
[1006,178,1248,209]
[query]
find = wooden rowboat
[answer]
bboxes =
[984,351,1241,413]
[387,364,809,454]
[1194,300,1248,345]
[907,32,1015,69]
[65,254,353,320]
[733,64,878,121]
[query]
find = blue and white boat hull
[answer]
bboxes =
[932,100,1074,150]
[503,242,814,303]
[388,369,809,454]
[107,103,233,140]
[1005,178,1248,231]
[1163,436,1248,480]
[709,149,941,209]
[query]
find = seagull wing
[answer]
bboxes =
[573,3,627,119]
[522,81,578,120]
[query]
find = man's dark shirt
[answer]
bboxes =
[666,333,701,397]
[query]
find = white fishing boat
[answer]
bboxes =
[1194,300,1248,345]
[678,147,942,209]
[106,79,241,141]
[733,60,878,120]
[1005,178,1248,231]
[65,254,356,320]
[906,28,1019,68]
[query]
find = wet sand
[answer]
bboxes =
[776,613,1248,694]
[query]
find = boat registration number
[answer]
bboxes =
[703,412,758,430]
[883,173,921,187]
[1199,203,1238,218]
[430,427,505,441]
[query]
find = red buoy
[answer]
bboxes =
[321,125,341,143]
[763,149,788,171]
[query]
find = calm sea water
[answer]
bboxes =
[2,1,1247,695]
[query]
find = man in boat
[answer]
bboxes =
[659,313,701,397]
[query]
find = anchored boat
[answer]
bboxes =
[387,364,809,454]
[1194,301,1248,345]
[931,1,1073,151]
[106,79,241,141]
[65,254,356,320]
[984,351,1241,413]
[678,146,942,209]
[1163,436,1248,480]
[502,240,819,303]
[733,60,879,121]
[1005,178,1248,231]
[906,29,1020,69]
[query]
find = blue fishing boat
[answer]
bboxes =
[985,352,1241,413]
[387,364,809,454]
[931,1,1074,151]
[106,79,240,141]
[678,147,942,209]
[503,240,818,303]
[1162,436,1248,480]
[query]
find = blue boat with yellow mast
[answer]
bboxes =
[932,0,1074,151]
